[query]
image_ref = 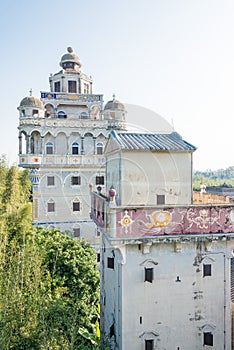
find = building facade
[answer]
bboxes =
[18,47,126,249]
[92,130,234,350]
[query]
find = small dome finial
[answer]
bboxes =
[29,88,33,96]
[113,93,116,100]
[67,47,73,53]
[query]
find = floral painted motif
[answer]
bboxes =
[120,210,133,234]
[145,210,172,228]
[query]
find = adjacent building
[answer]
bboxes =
[18,47,126,250]
[92,130,234,349]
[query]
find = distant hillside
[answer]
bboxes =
[193,166,234,191]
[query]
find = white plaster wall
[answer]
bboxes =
[121,151,193,206]
[113,240,232,350]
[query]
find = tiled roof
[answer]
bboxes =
[111,131,196,151]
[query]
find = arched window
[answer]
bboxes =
[57,110,67,119]
[72,142,79,155]
[46,142,54,155]
[72,198,81,212]
[96,142,104,155]
[80,112,89,119]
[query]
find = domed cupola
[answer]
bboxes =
[60,47,82,72]
[18,92,44,118]
[104,97,125,112]
[103,95,127,130]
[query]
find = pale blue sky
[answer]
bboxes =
[1,0,234,170]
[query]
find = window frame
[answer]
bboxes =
[54,81,61,92]
[47,201,55,213]
[107,257,114,269]
[145,339,154,350]
[68,80,77,93]
[145,267,154,283]
[71,175,81,186]
[47,176,55,186]
[203,264,212,277]
[204,332,213,346]
[157,194,165,205]
[73,201,80,212]
[73,227,81,238]
[96,142,104,155]
[45,142,54,155]
[72,142,79,155]
[96,175,105,185]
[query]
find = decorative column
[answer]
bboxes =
[26,135,30,154]
[93,137,96,155]
[81,136,84,155]
[18,134,22,154]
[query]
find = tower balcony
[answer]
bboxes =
[18,154,106,167]
[40,91,103,104]
[91,191,234,239]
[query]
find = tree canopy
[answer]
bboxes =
[0,158,102,349]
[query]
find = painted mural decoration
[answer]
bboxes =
[116,206,234,237]
[119,210,133,233]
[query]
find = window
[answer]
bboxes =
[46,142,54,155]
[68,80,77,93]
[145,339,154,350]
[71,176,81,186]
[47,176,55,186]
[73,228,80,237]
[72,142,79,155]
[80,112,88,119]
[47,201,55,212]
[157,194,165,205]
[57,111,67,119]
[97,253,100,262]
[110,323,115,338]
[96,142,104,155]
[73,201,80,212]
[32,109,38,116]
[96,176,104,185]
[145,267,154,283]
[203,264,212,277]
[54,81,60,92]
[204,332,213,346]
[107,257,114,269]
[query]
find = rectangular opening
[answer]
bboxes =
[145,339,154,350]
[71,176,81,186]
[73,202,80,212]
[145,267,154,283]
[157,194,165,205]
[140,316,142,324]
[73,228,80,237]
[204,332,213,346]
[47,176,55,186]
[96,176,104,185]
[110,323,115,338]
[47,202,55,212]
[107,257,114,269]
[68,80,77,93]
[97,253,100,262]
[203,264,212,277]
[54,81,60,92]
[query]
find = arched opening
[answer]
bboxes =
[30,131,41,154]
[96,142,104,155]
[72,142,79,155]
[45,104,55,118]
[57,110,67,119]
[45,142,54,155]
[80,111,89,120]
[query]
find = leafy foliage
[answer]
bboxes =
[0,159,102,349]
[193,166,234,190]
